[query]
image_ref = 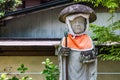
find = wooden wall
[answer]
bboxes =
[0,56,119,80]
[0,7,65,38]
[1,6,120,38]
[0,56,58,80]
[97,59,120,80]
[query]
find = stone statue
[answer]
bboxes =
[58,4,97,80]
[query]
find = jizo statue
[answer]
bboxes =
[58,4,97,80]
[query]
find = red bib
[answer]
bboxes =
[62,34,92,50]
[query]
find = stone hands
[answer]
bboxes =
[59,47,71,56]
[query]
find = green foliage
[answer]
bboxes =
[9,76,19,80]
[108,20,120,30]
[17,64,28,73]
[99,46,120,61]
[41,58,59,80]
[89,21,120,61]
[0,64,32,80]
[0,60,60,80]
[0,0,22,18]
[0,74,8,80]
[74,0,120,13]
[89,20,120,45]
[20,76,32,80]
[17,64,32,80]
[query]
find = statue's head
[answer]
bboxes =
[59,4,97,35]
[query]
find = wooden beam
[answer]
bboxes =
[0,40,60,56]
[0,40,60,46]
[0,46,56,56]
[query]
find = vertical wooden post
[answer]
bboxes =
[64,31,68,80]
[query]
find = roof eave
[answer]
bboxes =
[5,0,71,17]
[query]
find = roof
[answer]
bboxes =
[3,0,71,19]
[0,0,72,26]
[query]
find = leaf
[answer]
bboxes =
[41,58,59,79]
[21,64,24,68]
[23,68,28,71]
[17,68,22,70]
[17,64,28,73]
[9,76,19,80]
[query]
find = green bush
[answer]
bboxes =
[41,58,59,80]
[89,20,120,61]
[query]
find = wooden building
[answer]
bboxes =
[0,0,120,80]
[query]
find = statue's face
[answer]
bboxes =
[70,16,86,34]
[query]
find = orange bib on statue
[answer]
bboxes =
[62,34,93,50]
